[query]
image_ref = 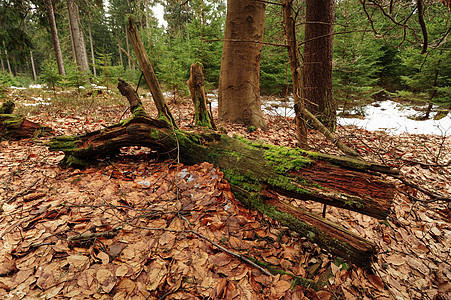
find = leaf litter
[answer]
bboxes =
[0,87,450,299]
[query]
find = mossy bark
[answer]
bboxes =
[187,62,216,130]
[0,112,52,140]
[47,79,398,268]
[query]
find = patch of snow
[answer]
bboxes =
[10,86,27,90]
[90,84,107,90]
[29,84,43,89]
[338,101,451,136]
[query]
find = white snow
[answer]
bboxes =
[209,95,451,136]
[338,101,451,136]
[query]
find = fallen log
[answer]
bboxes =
[47,80,398,268]
[1,100,52,139]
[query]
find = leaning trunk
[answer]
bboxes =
[218,0,266,129]
[45,0,66,76]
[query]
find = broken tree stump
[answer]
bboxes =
[47,79,398,268]
[0,100,52,140]
[187,62,216,130]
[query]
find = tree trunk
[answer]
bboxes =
[88,21,97,77]
[218,0,266,129]
[30,51,37,82]
[48,80,399,268]
[127,17,177,128]
[66,0,89,73]
[44,0,66,76]
[283,0,307,148]
[303,0,336,131]
[187,62,216,129]
[5,49,12,75]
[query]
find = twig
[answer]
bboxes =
[129,222,273,277]
[6,178,40,204]
[394,175,450,203]
[68,228,120,241]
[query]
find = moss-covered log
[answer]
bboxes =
[48,115,396,267]
[0,100,52,139]
[47,80,399,268]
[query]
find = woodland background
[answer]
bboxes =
[0,0,450,110]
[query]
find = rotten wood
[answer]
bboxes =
[187,62,216,130]
[46,79,399,268]
[127,17,177,128]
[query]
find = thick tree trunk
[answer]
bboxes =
[218,0,266,129]
[303,0,336,131]
[66,0,89,73]
[187,62,216,129]
[127,17,177,128]
[44,0,66,76]
[47,81,398,268]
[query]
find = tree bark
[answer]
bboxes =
[187,62,216,129]
[303,0,336,131]
[1,100,52,139]
[283,0,307,148]
[44,0,66,76]
[30,51,37,82]
[88,20,97,77]
[47,80,399,268]
[127,17,177,128]
[66,0,89,73]
[218,0,266,129]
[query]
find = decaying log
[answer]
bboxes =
[187,62,216,130]
[47,80,398,268]
[0,100,52,139]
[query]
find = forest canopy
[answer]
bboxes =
[0,0,450,108]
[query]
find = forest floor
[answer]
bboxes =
[0,86,450,300]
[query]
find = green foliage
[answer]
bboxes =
[40,59,62,90]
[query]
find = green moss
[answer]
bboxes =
[61,154,89,168]
[232,135,312,173]
[222,169,262,192]
[0,100,15,114]
[149,128,160,140]
[344,198,365,209]
[47,135,80,152]
[266,175,310,195]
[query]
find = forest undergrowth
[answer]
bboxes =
[0,87,450,299]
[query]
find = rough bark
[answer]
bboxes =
[127,17,177,128]
[187,62,216,129]
[303,0,336,131]
[218,0,266,129]
[1,100,52,139]
[66,0,89,73]
[44,0,66,76]
[47,81,399,268]
[283,0,307,148]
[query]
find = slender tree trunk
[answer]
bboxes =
[44,0,66,76]
[218,0,266,129]
[283,0,307,148]
[5,49,12,75]
[118,37,124,68]
[88,21,97,77]
[1,56,4,73]
[66,0,89,73]
[303,0,336,131]
[30,51,37,81]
